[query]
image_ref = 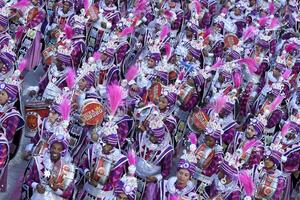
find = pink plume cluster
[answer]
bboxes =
[213,94,227,113]
[194,0,202,14]
[120,26,135,37]
[269,95,284,112]
[268,17,279,29]
[188,132,198,145]
[211,58,224,70]
[281,122,291,137]
[160,25,170,41]
[128,149,137,166]
[93,51,101,61]
[238,58,257,74]
[59,95,71,120]
[66,67,75,89]
[64,24,74,40]
[258,16,269,27]
[12,0,30,8]
[125,65,139,82]
[164,42,171,58]
[285,42,297,53]
[239,170,254,196]
[243,26,256,42]
[269,2,275,15]
[18,59,28,73]
[233,71,242,88]
[107,84,123,116]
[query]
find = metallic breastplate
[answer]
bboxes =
[256,174,279,199]
[195,144,215,169]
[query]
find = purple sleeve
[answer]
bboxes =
[229,190,242,200]
[244,146,264,170]
[171,11,183,30]
[61,183,75,198]
[273,176,286,200]
[202,153,222,176]
[25,159,40,188]
[266,109,283,128]
[222,128,235,145]
[161,151,173,178]
[283,152,300,173]
[103,163,125,191]
[116,44,130,64]
[117,121,130,147]
[2,116,20,143]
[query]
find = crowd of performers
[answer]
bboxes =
[1,0,300,199]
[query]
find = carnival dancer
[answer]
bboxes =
[0,70,25,192]
[134,112,173,200]
[0,40,16,81]
[229,116,264,170]
[15,0,46,70]
[77,120,127,199]
[192,115,223,194]
[23,134,75,200]
[160,133,198,200]
[253,148,287,200]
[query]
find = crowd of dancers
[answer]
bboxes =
[0,0,300,199]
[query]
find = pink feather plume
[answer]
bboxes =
[269,2,275,15]
[283,68,292,80]
[64,24,74,40]
[84,0,90,13]
[213,94,227,113]
[258,16,269,27]
[18,59,28,73]
[125,65,139,82]
[243,26,256,42]
[12,0,30,8]
[59,95,71,120]
[120,26,135,37]
[211,58,224,70]
[285,42,297,53]
[203,27,211,39]
[281,122,291,137]
[160,25,170,41]
[269,95,284,112]
[66,67,75,89]
[178,70,185,81]
[194,0,202,14]
[128,149,137,166]
[188,132,198,145]
[268,17,279,29]
[93,51,101,61]
[239,170,254,196]
[164,10,174,19]
[242,140,259,153]
[107,84,123,116]
[238,58,257,74]
[233,71,242,88]
[164,42,171,58]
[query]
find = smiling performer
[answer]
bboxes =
[23,134,75,200]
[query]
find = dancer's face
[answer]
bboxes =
[0,90,8,105]
[176,169,191,186]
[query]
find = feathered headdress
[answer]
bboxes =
[107,84,123,116]
[238,57,257,74]
[59,95,71,121]
[125,65,139,82]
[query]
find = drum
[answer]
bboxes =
[25,101,50,137]
[148,82,162,102]
[80,99,105,126]
[187,109,210,133]
[224,34,239,48]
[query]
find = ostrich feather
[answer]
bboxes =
[194,0,202,14]
[188,132,198,145]
[18,59,28,73]
[233,71,242,88]
[243,26,256,42]
[59,95,71,120]
[238,58,257,74]
[211,58,224,70]
[64,24,74,40]
[107,84,123,116]
[93,51,101,61]
[128,148,137,166]
[213,94,226,113]
[269,2,275,15]
[66,67,75,89]
[281,122,291,137]
[239,170,254,196]
[12,0,30,8]
[269,95,284,112]
[285,42,297,53]
[125,65,139,82]
[258,16,269,27]
[164,42,171,58]
[268,17,279,29]
[120,26,135,37]
[160,25,170,41]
